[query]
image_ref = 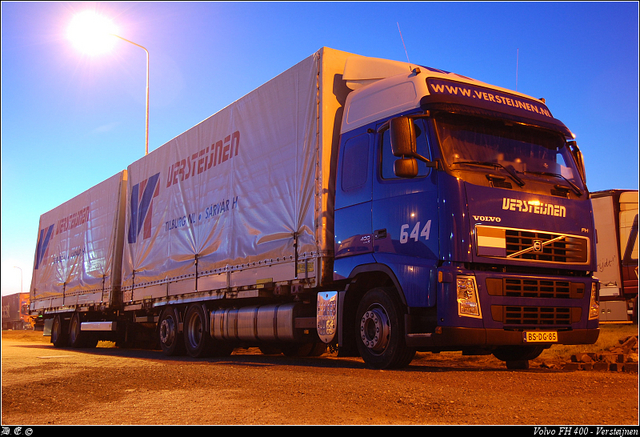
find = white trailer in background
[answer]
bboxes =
[591,190,638,322]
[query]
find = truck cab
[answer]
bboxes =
[333,57,599,368]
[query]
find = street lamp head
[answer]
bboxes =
[66,10,149,156]
[67,11,119,56]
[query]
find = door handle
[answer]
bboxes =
[374,229,387,239]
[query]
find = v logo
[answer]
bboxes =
[35,224,54,269]
[128,173,160,244]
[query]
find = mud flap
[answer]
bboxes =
[317,291,338,344]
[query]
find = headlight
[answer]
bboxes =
[588,281,599,320]
[456,276,482,318]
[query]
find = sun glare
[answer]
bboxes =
[67,11,119,56]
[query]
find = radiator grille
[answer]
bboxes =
[505,230,588,264]
[505,278,570,298]
[475,225,590,265]
[492,305,581,325]
[486,278,585,299]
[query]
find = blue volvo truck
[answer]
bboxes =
[31,47,599,369]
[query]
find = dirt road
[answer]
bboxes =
[2,331,638,425]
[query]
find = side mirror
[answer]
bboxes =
[568,141,587,185]
[394,158,419,178]
[385,115,438,178]
[390,117,417,157]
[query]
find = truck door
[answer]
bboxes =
[334,129,374,265]
[372,117,439,307]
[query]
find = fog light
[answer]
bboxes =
[588,281,599,320]
[456,276,482,318]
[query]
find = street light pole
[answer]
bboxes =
[111,34,149,156]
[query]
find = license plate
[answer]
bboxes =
[523,331,558,343]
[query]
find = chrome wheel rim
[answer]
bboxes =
[360,305,391,354]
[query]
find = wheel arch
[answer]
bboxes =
[338,263,408,354]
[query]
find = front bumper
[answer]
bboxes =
[405,326,600,350]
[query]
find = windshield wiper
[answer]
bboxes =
[525,171,583,196]
[452,161,525,187]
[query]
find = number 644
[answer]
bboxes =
[400,220,431,244]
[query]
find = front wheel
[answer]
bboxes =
[355,288,416,369]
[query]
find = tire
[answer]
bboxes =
[184,304,215,358]
[355,288,416,369]
[158,307,185,356]
[68,313,96,348]
[51,314,68,348]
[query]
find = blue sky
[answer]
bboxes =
[1,2,638,295]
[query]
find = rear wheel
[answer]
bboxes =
[184,304,214,357]
[68,313,96,348]
[183,304,233,357]
[158,307,185,356]
[51,314,68,348]
[355,288,416,369]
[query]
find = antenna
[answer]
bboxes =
[397,22,410,63]
[516,48,519,91]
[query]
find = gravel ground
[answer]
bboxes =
[2,330,638,425]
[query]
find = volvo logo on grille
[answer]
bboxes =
[476,225,590,264]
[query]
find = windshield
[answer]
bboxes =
[434,113,585,192]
